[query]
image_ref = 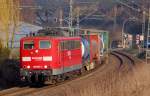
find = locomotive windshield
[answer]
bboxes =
[24,41,34,49]
[39,40,51,49]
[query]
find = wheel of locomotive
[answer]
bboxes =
[38,73,45,84]
[24,76,29,83]
[30,74,36,84]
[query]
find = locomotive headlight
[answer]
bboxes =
[35,50,38,53]
[27,65,30,69]
[44,65,48,69]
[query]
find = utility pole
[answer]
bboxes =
[141,10,146,49]
[146,8,150,64]
[59,8,63,28]
[113,5,117,48]
[113,5,117,32]
[69,0,73,36]
[76,6,80,36]
[141,0,146,49]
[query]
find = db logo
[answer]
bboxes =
[67,51,71,56]
[67,51,71,59]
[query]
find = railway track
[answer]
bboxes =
[113,51,135,65]
[0,51,136,96]
[111,50,135,72]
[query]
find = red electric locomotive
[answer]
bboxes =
[20,34,101,84]
[20,36,82,83]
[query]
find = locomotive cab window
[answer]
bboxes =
[39,40,51,49]
[24,41,34,49]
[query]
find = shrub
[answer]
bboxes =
[0,40,20,89]
[0,40,10,63]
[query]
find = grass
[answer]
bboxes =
[79,64,150,96]
[47,63,150,96]
[29,55,150,96]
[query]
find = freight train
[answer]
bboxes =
[20,34,101,84]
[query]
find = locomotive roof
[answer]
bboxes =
[21,36,80,41]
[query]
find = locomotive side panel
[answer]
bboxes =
[55,39,82,75]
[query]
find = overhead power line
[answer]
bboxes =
[116,0,140,12]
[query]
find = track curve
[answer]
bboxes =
[111,51,135,71]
